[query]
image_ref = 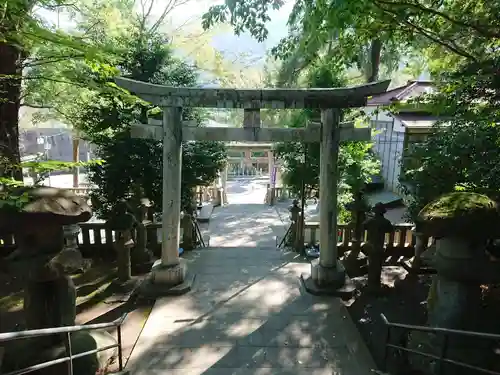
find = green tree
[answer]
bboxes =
[87,134,227,219]
[202,0,500,81]
[274,60,380,223]
[0,0,109,179]
[400,55,500,221]
[276,124,379,224]
[63,10,227,218]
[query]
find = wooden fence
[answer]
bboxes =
[303,222,434,257]
[0,185,215,258]
[0,222,185,259]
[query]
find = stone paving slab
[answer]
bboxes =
[141,368,367,375]
[135,344,359,368]
[129,262,377,375]
[207,203,286,248]
[128,193,377,375]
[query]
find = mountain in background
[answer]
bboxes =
[209,5,291,69]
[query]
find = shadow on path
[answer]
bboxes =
[127,249,377,375]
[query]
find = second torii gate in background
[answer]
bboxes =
[115,77,390,295]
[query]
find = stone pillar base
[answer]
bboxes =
[300,259,356,298]
[311,259,346,287]
[152,259,186,284]
[138,259,194,298]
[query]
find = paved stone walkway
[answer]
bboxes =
[127,180,377,375]
[208,203,287,248]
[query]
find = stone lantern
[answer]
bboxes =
[417,192,500,330]
[408,192,500,375]
[0,187,91,342]
[344,190,371,266]
[127,190,154,272]
[106,200,137,282]
[362,203,393,292]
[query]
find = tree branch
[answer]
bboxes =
[22,54,86,68]
[22,75,89,88]
[373,0,500,39]
[20,103,53,109]
[149,0,191,34]
[374,2,478,60]
[20,102,69,121]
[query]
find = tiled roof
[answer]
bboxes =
[392,112,448,129]
[367,80,434,106]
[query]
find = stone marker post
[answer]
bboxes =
[181,211,195,250]
[363,203,393,292]
[132,196,154,272]
[289,200,300,247]
[115,230,133,282]
[344,191,370,266]
[268,150,276,205]
[107,201,137,282]
[411,226,429,272]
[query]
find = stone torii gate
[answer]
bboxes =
[115,77,390,294]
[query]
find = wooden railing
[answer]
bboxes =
[195,185,215,206]
[303,222,433,256]
[78,222,184,256]
[0,219,430,258]
[0,222,184,258]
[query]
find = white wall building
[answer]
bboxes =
[364,80,435,193]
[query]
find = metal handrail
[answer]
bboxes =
[380,314,500,341]
[380,313,500,375]
[0,313,128,375]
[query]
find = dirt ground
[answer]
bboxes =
[344,266,431,371]
[0,259,154,372]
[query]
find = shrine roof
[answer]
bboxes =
[367,80,434,106]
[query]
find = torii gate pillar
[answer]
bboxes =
[309,108,347,289]
[149,107,187,287]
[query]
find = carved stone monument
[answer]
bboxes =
[127,186,154,272]
[1,187,91,335]
[344,191,371,267]
[107,200,136,282]
[362,203,393,293]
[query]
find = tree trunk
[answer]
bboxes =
[367,39,382,83]
[0,40,23,180]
